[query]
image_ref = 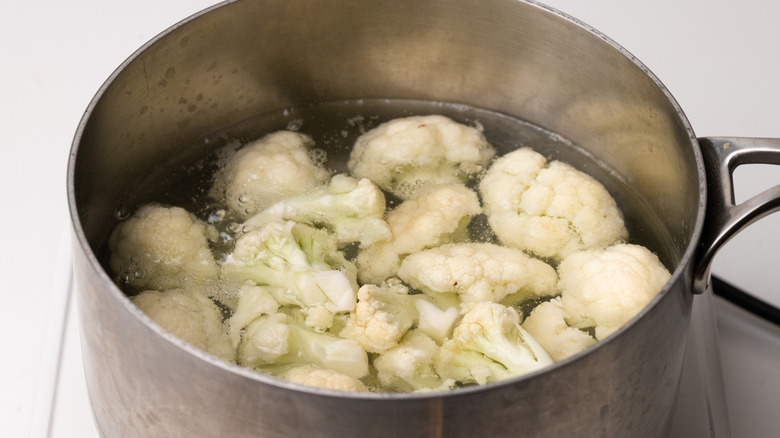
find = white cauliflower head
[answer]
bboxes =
[436,302,552,384]
[228,284,280,349]
[451,302,553,373]
[479,147,628,261]
[222,221,358,316]
[520,297,596,362]
[347,115,495,200]
[558,243,671,340]
[236,313,291,367]
[397,242,558,313]
[131,288,234,362]
[340,280,417,354]
[373,330,449,392]
[356,183,481,284]
[108,204,220,292]
[281,364,368,392]
[210,130,330,219]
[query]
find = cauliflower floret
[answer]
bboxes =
[520,297,596,362]
[341,279,460,353]
[301,305,335,331]
[435,338,514,386]
[356,183,481,284]
[413,298,460,344]
[435,302,552,385]
[479,147,628,261]
[108,204,220,292]
[210,130,330,219]
[221,221,359,323]
[347,115,495,200]
[132,288,234,362]
[397,242,558,313]
[340,280,418,354]
[236,312,290,367]
[227,284,280,348]
[281,364,368,392]
[373,330,450,392]
[235,312,369,378]
[243,174,391,248]
[558,243,671,340]
[283,323,369,379]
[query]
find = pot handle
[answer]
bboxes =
[693,137,780,294]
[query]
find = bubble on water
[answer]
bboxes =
[347,115,364,126]
[308,148,328,167]
[114,206,131,221]
[395,179,426,200]
[118,265,144,288]
[207,208,227,224]
[286,119,303,131]
[219,231,234,244]
[227,222,242,233]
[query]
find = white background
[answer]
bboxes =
[1,1,778,437]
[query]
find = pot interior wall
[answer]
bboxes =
[71,0,701,266]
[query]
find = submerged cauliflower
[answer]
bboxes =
[558,243,671,340]
[243,174,391,248]
[373,330,447,392]
[435,302,553,386]
[281,365,368,392]
[347,115,495,200]
[221,221,359,330]
[355,183,481,284]
[340,280,418,354]
[110,114,677,394]
[397,242,558,313]
[132,288,234,362]
[210,130,330,219]
[521,297,596,362]
[340,279,460,354]
[479,147,628,261]
[108,204,220,292]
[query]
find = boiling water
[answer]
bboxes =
[109,98,678,272]
[101,98,680,390]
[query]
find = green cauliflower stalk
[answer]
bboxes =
[243,174,391,248]
[255,322,369,380]
[222,221,359,317]
[436,302,552,385]
[434,340,514,385]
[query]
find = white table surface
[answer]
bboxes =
[1,1,778,437]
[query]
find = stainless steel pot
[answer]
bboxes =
[66,1,780,436]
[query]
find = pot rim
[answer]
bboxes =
[66,0,706,401]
